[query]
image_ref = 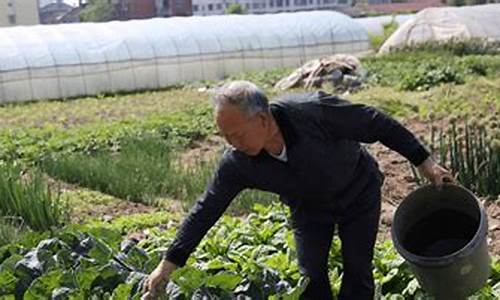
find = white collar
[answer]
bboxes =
[268,144,287,162]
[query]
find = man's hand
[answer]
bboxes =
[141,259,177,300]
[417,157,456,190]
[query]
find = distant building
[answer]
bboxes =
[352,0,390,3]
[0,0,40,26]
[37,0,193,24]
[192,0,353,16]
[113,0,157,20]
[156,0,193,17]
[366,0,390,4]
[112,0,192,19]
[359,0,445,15]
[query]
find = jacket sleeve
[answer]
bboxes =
[315,92,430,166]
[163,151,246,267]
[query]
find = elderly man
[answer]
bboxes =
[142,81,454,299]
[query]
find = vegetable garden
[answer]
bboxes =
[1,41,500,299]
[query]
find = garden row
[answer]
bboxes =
[1,203,500,299]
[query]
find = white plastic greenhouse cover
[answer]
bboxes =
[379,4,500,53]
[0,11,370,104]
[354,14,414,36]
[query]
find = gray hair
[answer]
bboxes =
[211,81,269,118]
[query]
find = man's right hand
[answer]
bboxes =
[141,259,177,300]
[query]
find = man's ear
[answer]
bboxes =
[258,112,269,128]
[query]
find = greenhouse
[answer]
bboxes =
[0,11,369,104]
[379,4,500,53]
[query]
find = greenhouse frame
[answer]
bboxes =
[0,11,370,104]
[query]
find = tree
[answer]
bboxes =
[225,2,247,14]
[80,0,115,22]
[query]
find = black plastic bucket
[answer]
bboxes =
[391,184,490,300]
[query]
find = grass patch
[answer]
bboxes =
[226,67,295,89]
[42,135,183,204]
[42,134,276,213]
[0,89,206,130]
[363,53,500,91]
[0,72,293,131]
[60,188,124,222]
[350,77,500,120]
[389,38,500,56]
[81,211,178,235]
[0,103,216,164]
[0,164,69,231]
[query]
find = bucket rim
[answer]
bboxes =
[391,183,488,267]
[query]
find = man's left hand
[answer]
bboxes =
[417,157,456,190]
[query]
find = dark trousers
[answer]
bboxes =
[293,188,381,300]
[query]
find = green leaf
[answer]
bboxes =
[203,258,238,272]
[52,287,82,300]
[54,249,77,270]
[111,283,133,299]
[87,237,113,265]
[120,247,149,272]
[96,262,129,292]
[278,277,309,300]
[0,269,17,294]
[36,238,62,253]
[57,229,84,250]
[87,228,121,248]
[205,272,242,291]
[24,270,62,299]
[75,265,99,291]
[1,253,24,272]
[0,244,20,265]
[171,267,206,295]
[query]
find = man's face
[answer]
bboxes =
[215,103,268,156]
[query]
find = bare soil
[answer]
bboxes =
[365,118,500,257]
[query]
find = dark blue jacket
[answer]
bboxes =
[164,91,430,267]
